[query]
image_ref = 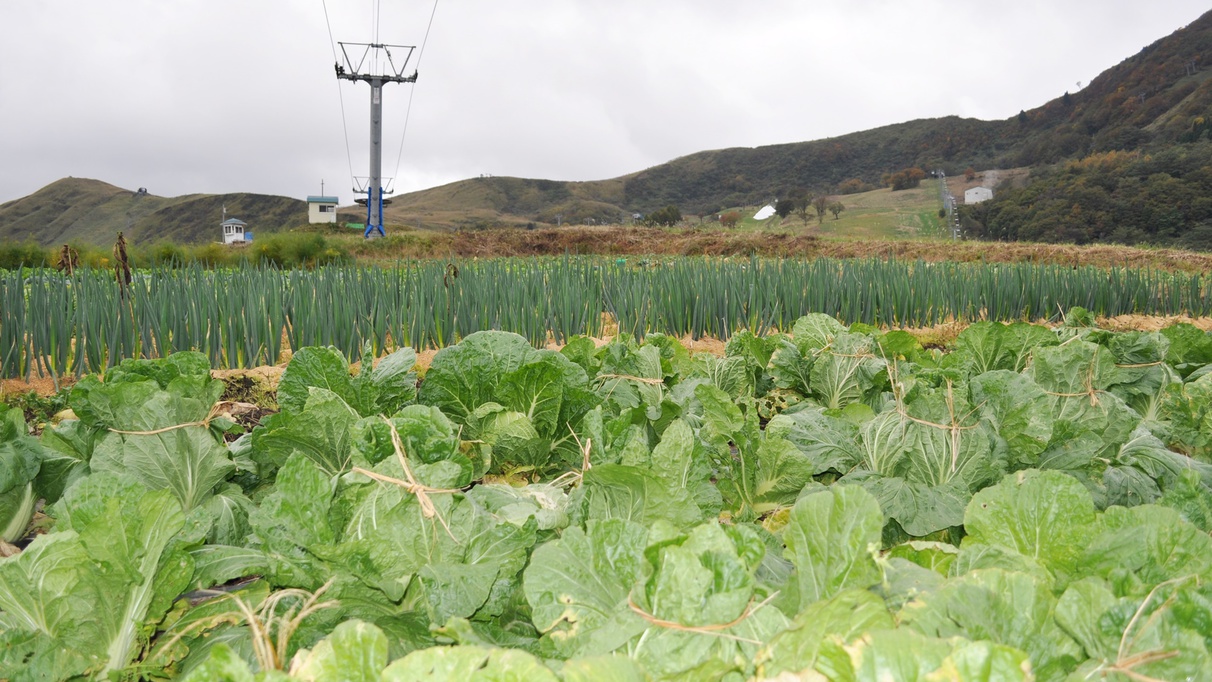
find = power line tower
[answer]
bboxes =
[335,42,418,239]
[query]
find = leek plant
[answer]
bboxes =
[3,257,1211,379]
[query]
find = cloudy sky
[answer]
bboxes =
[1,1,1207,206]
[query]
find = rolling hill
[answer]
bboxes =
[0,178,306,247]
[2,8,1209,246]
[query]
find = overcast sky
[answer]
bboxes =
[1,1,1207,206]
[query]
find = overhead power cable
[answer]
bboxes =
[390,0,440,190]
[322,0,357,189]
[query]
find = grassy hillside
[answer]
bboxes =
[379,176,631,230]
[724,181,954,239]
[0,178,307,246]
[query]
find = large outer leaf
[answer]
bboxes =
[1054,577,1119,662]
[766,408,862,476]
[278,346,363,415]
[770,337,814,396]
[815,628,1032,682]
[418,331,541,424]
[353,492,537,621]
[53,472,190,675]
[177,643,256,682]
[381,645,559,682]
[963,470,1097,583]
[370,346,419,415]
[735,437,817,517]
[249,452,337,585]
[91,425,233,512]
[253,387,359,477]
[1058,576,1212,682]
[758,589,893,678]
[792,313,847,352]
[948,321,1057,375]
[0,406,41,494]
[856,410,908,477]
[292,619,388,682]
[849,473,968,537]
[970,370,1054,467]
[783,485,883,609]
[35,418,96,505]
[648,419,721,517]
[523,519,648,658]
[810,332,885,411]
[900,568,1081,680]
[0,532,94,677]
[578,464,706,529]
[559,655,648,682]
[498,356,568,438]
[0,406,41,543]
[1079,504,1212,587]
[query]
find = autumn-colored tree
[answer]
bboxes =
[886,168,926,191]
[720,211,741,228]
[836,178,871,195]
[964,167,977,181]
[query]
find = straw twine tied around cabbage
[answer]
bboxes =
[353,416,467,539]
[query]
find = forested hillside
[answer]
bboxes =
[964,143,1212,248]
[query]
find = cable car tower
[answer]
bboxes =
[335,42,417,239]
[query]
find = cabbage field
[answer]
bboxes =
[3,314,1212,680]
[5,257,1212,380]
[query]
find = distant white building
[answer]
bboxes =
[753,204,776,220]
[307,195,339,224]
[221,217,248,244]
[965,187,993,204]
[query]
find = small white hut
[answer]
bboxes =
[221,218,248,244]
[307,195,339,224]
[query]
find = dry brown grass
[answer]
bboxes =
[343,226,1212,273]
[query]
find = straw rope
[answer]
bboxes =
[596,373,665,385]
[107,401,249,435]
[352,416,466,538]
[626,591,778,645]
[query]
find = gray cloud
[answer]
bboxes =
[1,0,1206,205]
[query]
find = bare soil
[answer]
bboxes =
[4,315,1207,399]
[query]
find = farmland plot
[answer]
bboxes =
[3,314,1212,680]
[4,257,1212,380]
